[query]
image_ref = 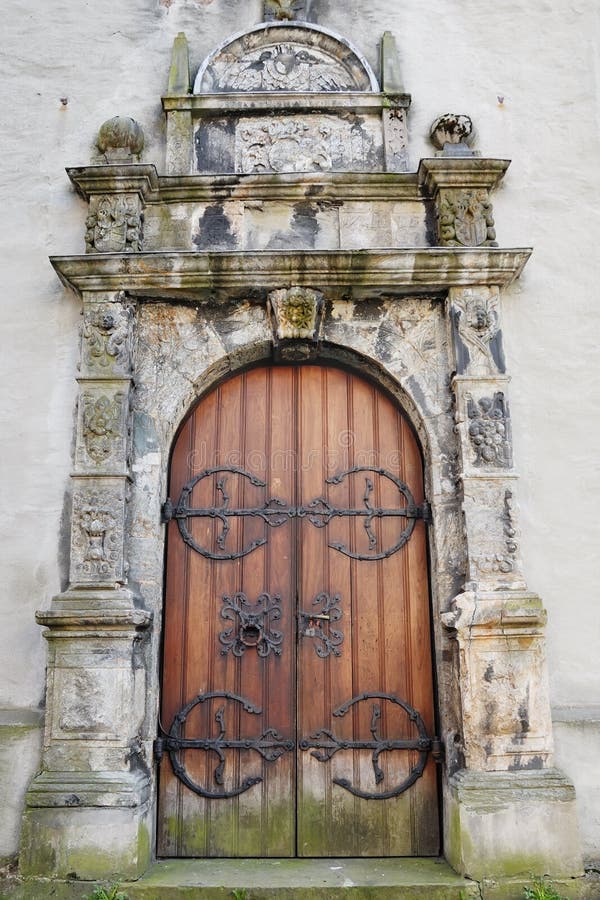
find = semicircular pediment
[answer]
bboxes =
[193,22,379,94]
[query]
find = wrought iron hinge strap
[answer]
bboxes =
[156,691,293,800]
[163,465,430,561]
[300,692,442,800]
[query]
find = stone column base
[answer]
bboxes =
[19,771,151,879]
[445,769,584,880]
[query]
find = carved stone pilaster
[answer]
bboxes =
[418,158,508,248]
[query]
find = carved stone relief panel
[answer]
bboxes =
[195,113,383,175]
[467,392,512,468]
[382,107,409,172]
[438,188,497,247]
[81,301,134,377]
[75,384,128,473]
[461,478,523,587]
[194,25,377,94]
[70,480,127,585]
[450,286,505,376]
[85,195,143,253]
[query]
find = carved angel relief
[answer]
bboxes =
[203,43,359,92]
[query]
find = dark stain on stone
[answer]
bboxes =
[193,204,237,251]
[195,118,236,174]
[424,199,437,246]
[508,755,543,771]
[267,202,319,249]
[518,701,530,734]
[374,325,394,364]
[484,741,493,758]
[483,701,496,734]
[483,663,494,683]
[450,307,470,375]
[490,327,506,373]
[405,375,432,418]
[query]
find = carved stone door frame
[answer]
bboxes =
[20,16,583,888]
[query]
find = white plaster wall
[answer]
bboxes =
[0,0,598,863]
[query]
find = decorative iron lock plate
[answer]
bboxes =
[154,691,294,799]
[300,692,443,800]
[219,591,283,658]
[162,465,430,561]
[298,591,343,657]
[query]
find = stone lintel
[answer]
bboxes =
[50,248,532,302]
[446,768,584,879]
[418,157,510,195]
[67,165,159,202]
[161,90,411,114]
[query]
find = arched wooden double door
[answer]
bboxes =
[157,365,439,857]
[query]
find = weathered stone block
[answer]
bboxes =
[446,769,584,880]
[443,591,552,770]
[20,797,152,879]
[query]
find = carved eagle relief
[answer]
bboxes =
[208,43,358,92]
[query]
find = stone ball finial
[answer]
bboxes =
[429,114,475,156]
[95,116,144,164]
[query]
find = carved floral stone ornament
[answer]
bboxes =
[82,393,124,463]
[95,115,144,163]
[268,286,323,341]
[429,113,475,156]
[467,392,512,468]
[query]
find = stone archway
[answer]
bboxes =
[20,14,583,889]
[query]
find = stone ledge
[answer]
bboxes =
[25,771,150,809]
[162,90,410,114]
[51,248,532,302]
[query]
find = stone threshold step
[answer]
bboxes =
[121,857,480,898]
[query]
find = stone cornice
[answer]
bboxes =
[66,165,159,201]
[51,248,532,302]
[418,158,510,195]
[67,167,422,203]
[161,90,411,115]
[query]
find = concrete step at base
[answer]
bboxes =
[122,857,480,899]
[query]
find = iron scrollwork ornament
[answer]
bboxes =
[219,591,283,658]
[162,466,291,560]
[300,692,443,800]
[298,592,343,657]
[162,465,430,561]
[154,691,294,800]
